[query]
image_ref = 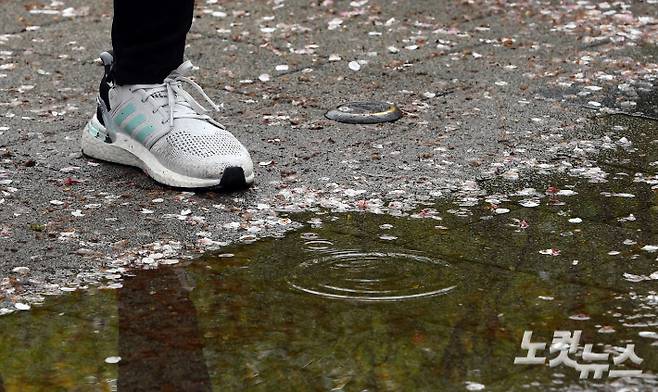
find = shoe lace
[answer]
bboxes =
[130,61,224,133]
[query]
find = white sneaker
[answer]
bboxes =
[81,54,254,189]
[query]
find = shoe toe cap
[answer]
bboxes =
[201,146,254,180]
[152,129,254,181]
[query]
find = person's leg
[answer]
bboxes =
[81,0,254,189]
[112,0,194,85]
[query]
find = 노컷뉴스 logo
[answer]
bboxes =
[514,330,644,379]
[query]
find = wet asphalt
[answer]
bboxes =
[0,0,656,305]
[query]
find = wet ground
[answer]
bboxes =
[1,0,657,307]
[1,1,657,390]
[0,115,656,391]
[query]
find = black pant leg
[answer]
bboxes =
[112,0,194,85]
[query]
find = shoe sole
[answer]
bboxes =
[81,115,254,189]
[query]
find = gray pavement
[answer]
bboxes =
[0,0,656,307]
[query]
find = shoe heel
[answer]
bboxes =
[81,117,141,167]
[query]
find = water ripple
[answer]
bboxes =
[287,251,458,302]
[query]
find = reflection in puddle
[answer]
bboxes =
[287,250,457,301]
[0,115,656,391]
[118,268,211,391]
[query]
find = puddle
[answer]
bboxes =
[0,115,657,391]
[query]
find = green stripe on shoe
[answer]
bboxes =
[134,124,156,144]
[125,114,146,135]
[113,104,136,128]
